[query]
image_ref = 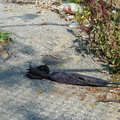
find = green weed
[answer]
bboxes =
[0,30,13,57]
[75,0,120,77]
[0,30,13,43]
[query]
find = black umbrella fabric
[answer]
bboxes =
[26,65,120,86]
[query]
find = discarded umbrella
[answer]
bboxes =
[26,65,120,86]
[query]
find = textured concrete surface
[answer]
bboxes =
[0,1,120,120]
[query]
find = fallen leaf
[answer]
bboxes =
[36,90,42,94]
[0,66,10,70]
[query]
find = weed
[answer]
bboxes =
[0,30,13,56]
[0,30,13,44]
[75,0,120,78]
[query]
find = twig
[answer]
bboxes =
[3,48,24,62]
[41,54,58,59]
[3,52,13,62]
[38,22,48,26]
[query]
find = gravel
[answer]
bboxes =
[0,1,120,120]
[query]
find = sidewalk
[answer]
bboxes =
[0,1,120,120]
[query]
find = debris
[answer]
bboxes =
[69,23,80,28]
[0,66,10,70]
[109,89,114,92]
[36,90,42,94]
[36,10,41,14]
[26,65,120,86]
[67,15,74,19]
[52,2,61,6]
[83,18,91,27]
[97,98,120,103]
[109,89,117,94]
[3,52,13,62]
[38,22,48,26]
[41,54,58,59]
[58,3,83,14]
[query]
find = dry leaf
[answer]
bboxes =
[36,90,42,94]
[0,66,10,70]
